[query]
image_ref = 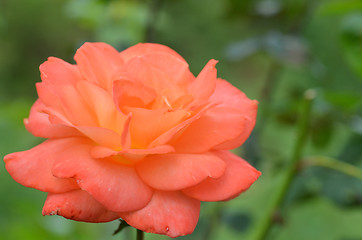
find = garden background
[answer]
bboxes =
[1,0,362,239]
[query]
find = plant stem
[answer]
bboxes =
[303,156,362,180]
[202,203,223,240]
[137,229,144,240]
[254,89,316,240]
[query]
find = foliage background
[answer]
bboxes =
[1,0,362,239]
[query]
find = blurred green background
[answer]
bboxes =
[1,0,362,239]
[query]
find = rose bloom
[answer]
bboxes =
[4,42,260,237]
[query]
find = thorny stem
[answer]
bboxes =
[254,89,316,240]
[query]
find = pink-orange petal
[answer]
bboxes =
[113,79,157,110]
[136,153,226,191]
[188,59,218,103]
[37,82,99,127]
[40,56,81,85]
[148,103,213,148]
[75,126,122,149]
[119,43,186,63]
[127,107,191,148]
[124,57,185,100]
[171,106,246,153]
[43,190,119,223]
[183,150,261,201]
[74,42,124,91]
[76,80,124,131]
[90,145,175,162]
[25,100,81,138]
[51,142,153,213]
[142,52,192,84]
[119,191,200,238]
[4,139,80,193]
[211,79,258,149]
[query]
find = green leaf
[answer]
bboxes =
[340,14,362,80]
[316,0,362,16]
[272,197,362,240]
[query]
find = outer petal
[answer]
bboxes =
[52,142,153,213]
[172,79,257,153]
[136,153,226,191]
[37,82,99,127]
[43,190,119,223]
[171,106,246,153]
[40,57,81,85]
[74,42,124,91]
[211,79,258,149]
[188,59,217,103]
[25,99,81,138]
[119,43,186,63]
[183,150,261,201]
[119,191,200,238]
[4,139,80,193]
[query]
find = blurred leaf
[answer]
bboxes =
[340,13,362,80]
[323,91,361,113]
[317,0,362,16]
[311,115,334,148]
[272,197,362,240]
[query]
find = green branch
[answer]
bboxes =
[253,89,316,240]
[303,156,362,180]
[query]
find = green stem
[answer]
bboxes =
[137,229,144,240]
[202,203,223,240]
[254,89,316,240]
[303,156,362,180]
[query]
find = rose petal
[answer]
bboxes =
[36,82,66,116]
[183,150,261,201]
[124,57,186,100]
[136,153,226,191]
[171,106,246,153]
[43,190,119,223]
[141,52,192,84]
[119,43,186,63]
[127,107,191,148]
[4,139,80,193]
[52,142,153,212]
[119,191,200,238]
[90,145,175,162]
[74,42,124,91]
[189,59,218,103]
[40,57,81,85]
[37,82,99,127]
[76,80,125,131]
[148,103,213,148]
[75,126,122,149]
[172,79,257,153]
[113,79,157,110]
[211,79,258,149]
[25,100,81,138]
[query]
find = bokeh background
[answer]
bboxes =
[1,0,362,239]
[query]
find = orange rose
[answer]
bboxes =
[4,42,260,237]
